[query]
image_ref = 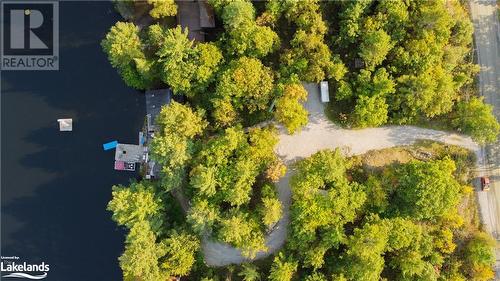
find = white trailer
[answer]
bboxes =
[320,81,329,103]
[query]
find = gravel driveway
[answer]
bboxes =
[202,83,480,266]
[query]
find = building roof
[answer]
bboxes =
[199,0,215,28]
[145,88,172,125]
[177,0,215,41]
[177,1,204,41]
[146,160,162,178]
[115,144,143,163]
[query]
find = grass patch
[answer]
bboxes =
[324,99,352,127]
[349,140,475,181]
[354,147,414,172]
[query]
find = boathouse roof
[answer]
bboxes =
[115,143,143,163]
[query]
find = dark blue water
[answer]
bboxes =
[1,2,144,280]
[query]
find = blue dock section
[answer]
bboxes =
[103,140,118,151]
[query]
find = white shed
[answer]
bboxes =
[320,81,329,103]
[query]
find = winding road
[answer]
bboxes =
[202,83,480,266]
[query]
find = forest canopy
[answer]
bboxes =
[103,0,498,280]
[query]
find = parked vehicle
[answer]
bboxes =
[320,81,329,103]
[481,176,491,191]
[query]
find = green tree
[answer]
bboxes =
[153,26,223,96]
[348,68,395,127]
[337,1,371,45]
[289,150,366,266]
[190,126,277,206]
[101,22,152,89]
[341,217,435,281]
[193,43,224,93]
[150,101,207,190]
[330,0,477,129]
[274,83,308,134]
[268,253,298,281]
[392,158,462,220]
[190,165,218,197]
[221,1,279,58]
[282,30,340,83]
[102,22,144,68]
[119,221,166,281]
[221,1,254,29]
[187,127,279,256]
[271,0,346,82]
[354,68,395,97]
[160,231,200,277]
[148,0,177,18]
[186,199,220,233]
[304,272,327,281]
[225,25,280,58]
[213,57,274,126]
[155,26,196,94]
[217,210,267,258]
[208,0,240,14]
[363,175,389,213]
[107,182,163,230]
[261,197,282,228]
[375,0,409,42]
[464,232,495,281]
[453,97,500,144]
[358,29,392,69]
[351,95,388,128]
[394,72,437,121]
[238,263,261,281]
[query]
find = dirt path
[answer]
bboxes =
[202,83,480,266]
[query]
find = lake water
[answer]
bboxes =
[1,2,144,280]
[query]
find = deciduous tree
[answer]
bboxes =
[351,95,388,128]
[160,231,200,277]
[274,83,308,134]
[238,263,261,281]
[261,197,282,228]
[150,101,207,190]
[268,253,298,281]
[101,22,152,89]
[120,221,167,281]
[290,149,366,265]
[217,210,267,258]
[186,199,220,233]
[464,231,495,281]
[213,57,274,126]
[358,29,392,69]
[154,26,223,96]
[452,97,500,144]
[392,158,462,220]
[148,0,177,18]
[107,182,163,230]
[221,1,279,58]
